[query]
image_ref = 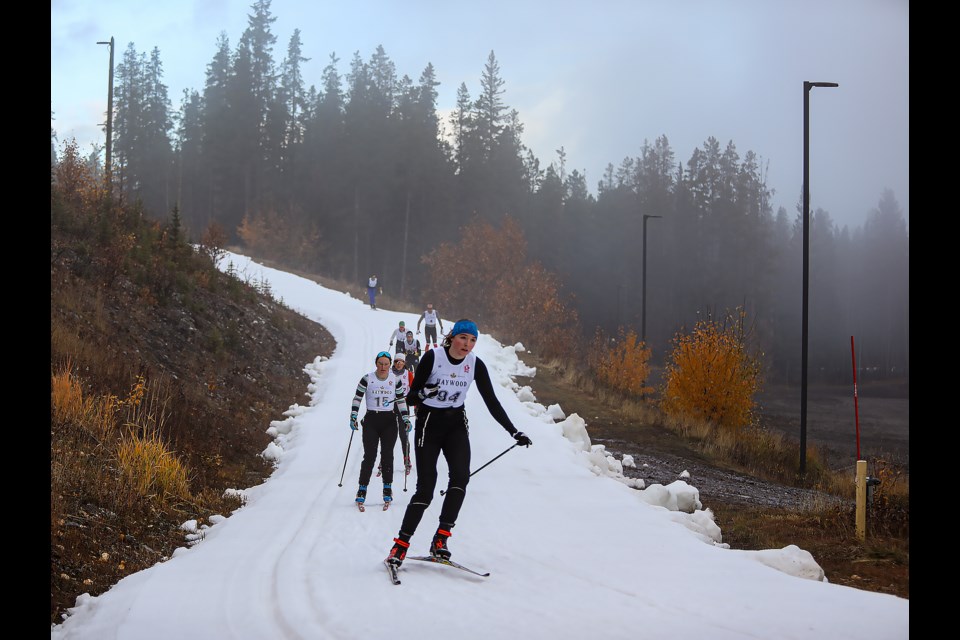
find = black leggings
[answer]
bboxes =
[394,409,410,458]
[424,325,438,345]
[398,406,471,536]
[359,411,399,485]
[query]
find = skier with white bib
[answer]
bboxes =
[401,330,421,372]
[388,321,408,355]
[384,319,532,566]
[366,275,381,309]
[416,302,444,351]
[349,351,411,510]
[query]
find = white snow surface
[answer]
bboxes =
[51,251,908,639]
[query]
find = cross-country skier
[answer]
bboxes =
[384,319,532,567]
[350,351,410,509]
[366,275,381,309]
[416,302,444,351]
[377,352,416,479]
[388,321,408,354]
[401,330,421,372]
[392,352,414,476]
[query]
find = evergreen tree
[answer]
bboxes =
[449,83,474,176]
[112,42,145,201]
[141,47,175,219]
[173,88,204,237]
[199,33,234,236]
[853,189,909,378]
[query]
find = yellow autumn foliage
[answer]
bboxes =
[115,428,191,503]
[590,328,653,397]
[660,309,762,432]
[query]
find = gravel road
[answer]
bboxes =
[593,436,846,511]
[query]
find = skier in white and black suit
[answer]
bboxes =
[349,351,410,507]
[392,352,414,476]
[388,320,408,354]
[401,330,421,372]
[416,302,444,350]
[384,319,533,567]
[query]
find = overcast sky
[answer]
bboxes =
[50,0,908,231]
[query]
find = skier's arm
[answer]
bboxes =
[473,359,518,436]
[417,313,424,332]
[406,349,437,408]
[351,375,368,414]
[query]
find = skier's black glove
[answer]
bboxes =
[513,431,532,447]
[418,382,440,401]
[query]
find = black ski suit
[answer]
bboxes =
[397,347,519,537]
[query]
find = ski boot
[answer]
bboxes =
[355,485,368,511]
[386,537,410,567]
[430,528,452,560]
[383,484,393,504]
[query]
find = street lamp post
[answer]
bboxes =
[641,214,662,345]
[800,80,838,476]
[96,37,115,192]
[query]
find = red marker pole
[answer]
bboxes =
[850,336,861,461]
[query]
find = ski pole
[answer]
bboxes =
[337,429,355,487]
[403,437,409,492]
[440,443,518,495]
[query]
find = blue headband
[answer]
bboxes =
[376,351,392,363]
[451,320,478,338]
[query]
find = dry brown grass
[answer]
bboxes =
[51,366,189,518]
[115,429,192,505]
[51,184,336,624]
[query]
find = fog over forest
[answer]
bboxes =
[50,1,909,386]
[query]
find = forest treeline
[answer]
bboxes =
[50,0,908,384]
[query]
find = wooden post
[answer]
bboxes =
[855,459,867,541]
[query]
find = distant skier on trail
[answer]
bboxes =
[384,319,532,567]
[416,302,444,351]
[366,275,381,309]
[349,351,410,511]
[388,321,408,354]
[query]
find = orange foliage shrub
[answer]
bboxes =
[237,206,325,269]
[238,209,289,260]
[53,138,106,218]
[659,308,763,431]
[421,216,579,357]
[200,222,229,264]
[590,328,653,397]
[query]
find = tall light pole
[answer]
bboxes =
[800,80,838,475]
[641,214,662,345]
[96,37,115,192]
